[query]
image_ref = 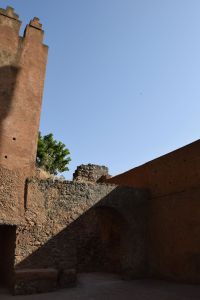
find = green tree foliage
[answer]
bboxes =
[36,132,71,175]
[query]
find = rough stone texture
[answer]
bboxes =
[73,164,111,182]
[0,166,25,225]
[0,165,28,293]
[13,179,149,294]
[0,6,48,173]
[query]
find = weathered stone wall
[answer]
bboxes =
[0,166,25,225]
[0,165,26,292]
[14,179,149,294]
[1,143,200,293]
[0,6,48,173]
[73,164,110,182]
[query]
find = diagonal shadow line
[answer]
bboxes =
[16,200,129,272]
[13,186,149,293]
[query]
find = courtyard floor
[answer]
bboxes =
[1,273,200,300]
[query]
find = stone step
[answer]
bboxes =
[14,268,58,295]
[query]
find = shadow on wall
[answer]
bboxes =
[16,206,128,274]
[0,65,19,160]
[13,186,148,294]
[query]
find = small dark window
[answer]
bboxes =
[4,156,7,159]
[12,137,16,141]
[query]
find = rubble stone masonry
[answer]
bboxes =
[13,178,148,294]
[73,164,111,182]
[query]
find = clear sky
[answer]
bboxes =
[2,0,200,179]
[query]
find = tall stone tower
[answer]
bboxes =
[0,6,48,172]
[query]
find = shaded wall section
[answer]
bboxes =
[14,179,149,294]
[107,139,200,282]
[148,187,200,283]
[76,206,127,273]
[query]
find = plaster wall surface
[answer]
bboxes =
[107,139,200,197]
[148,186,200,283]
[107,139,200,282]
[0,7,48,172]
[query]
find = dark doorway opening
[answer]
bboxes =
[0,225,16,292]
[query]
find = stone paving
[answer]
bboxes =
[1,273,200,300]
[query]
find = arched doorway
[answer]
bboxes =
[76,206,127,274]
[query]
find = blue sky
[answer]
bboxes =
[2,1,200,179]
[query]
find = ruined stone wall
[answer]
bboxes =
[0,166,26,225]
[14,179,148,294]
[0,7,48,172]
[0,165,26,292]
[73,164,110,182]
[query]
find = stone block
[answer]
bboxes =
[14,268,58,295]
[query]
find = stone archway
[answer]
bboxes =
[76,206,127,274]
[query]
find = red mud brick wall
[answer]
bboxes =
[107,140,200,282]
[0,8,48,172]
